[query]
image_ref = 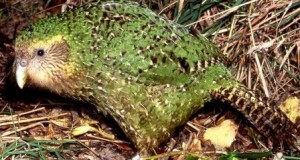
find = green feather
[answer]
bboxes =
[15,1,299,154]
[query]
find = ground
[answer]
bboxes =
[0,0,299,159]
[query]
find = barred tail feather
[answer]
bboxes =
[211,85,299,150]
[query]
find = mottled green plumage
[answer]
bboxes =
[14,1,299,154]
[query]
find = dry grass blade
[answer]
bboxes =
[279,44,296,69]
[0,107,45,122]
[158,0,177,15]
[186,0,258,27]
[86,134,128,144]
[247,17,270,97]
[178,0,184,14]
[0,113,69,127]
[2,122,45,136]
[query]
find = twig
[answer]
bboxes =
[0,107,45,122]
[279,45,296,69]
[1,122,45,136]
[86,134,128,144]
[0,113,68,127]
[247,17,270,97]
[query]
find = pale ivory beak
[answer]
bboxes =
[16,63,27,89]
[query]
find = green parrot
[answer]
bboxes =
[13,0,299,154]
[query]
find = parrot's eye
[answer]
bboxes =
[37,49,45,56]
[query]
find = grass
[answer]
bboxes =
[0,139,79,159]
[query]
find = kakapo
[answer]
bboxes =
[13,0,299,153]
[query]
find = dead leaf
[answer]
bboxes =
[203,120,238,148]
[71,125,97,136]
[50,118,70,128]
[72,124,114,140]
[278,96,300,123]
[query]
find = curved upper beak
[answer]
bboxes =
[16,62,27,89]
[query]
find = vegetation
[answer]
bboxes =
[0,0,299,159]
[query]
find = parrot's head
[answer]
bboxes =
[14,35,77,93]
[13,11,92,95]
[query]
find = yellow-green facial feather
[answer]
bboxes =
[14,35,78,93]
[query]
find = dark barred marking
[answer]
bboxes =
[211,86,299,149]
[178,57,189,73]
[87,7,134,53]
[155,53,225,74]
[90,23,101,52]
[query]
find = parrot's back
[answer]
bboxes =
[15,1,299,154]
